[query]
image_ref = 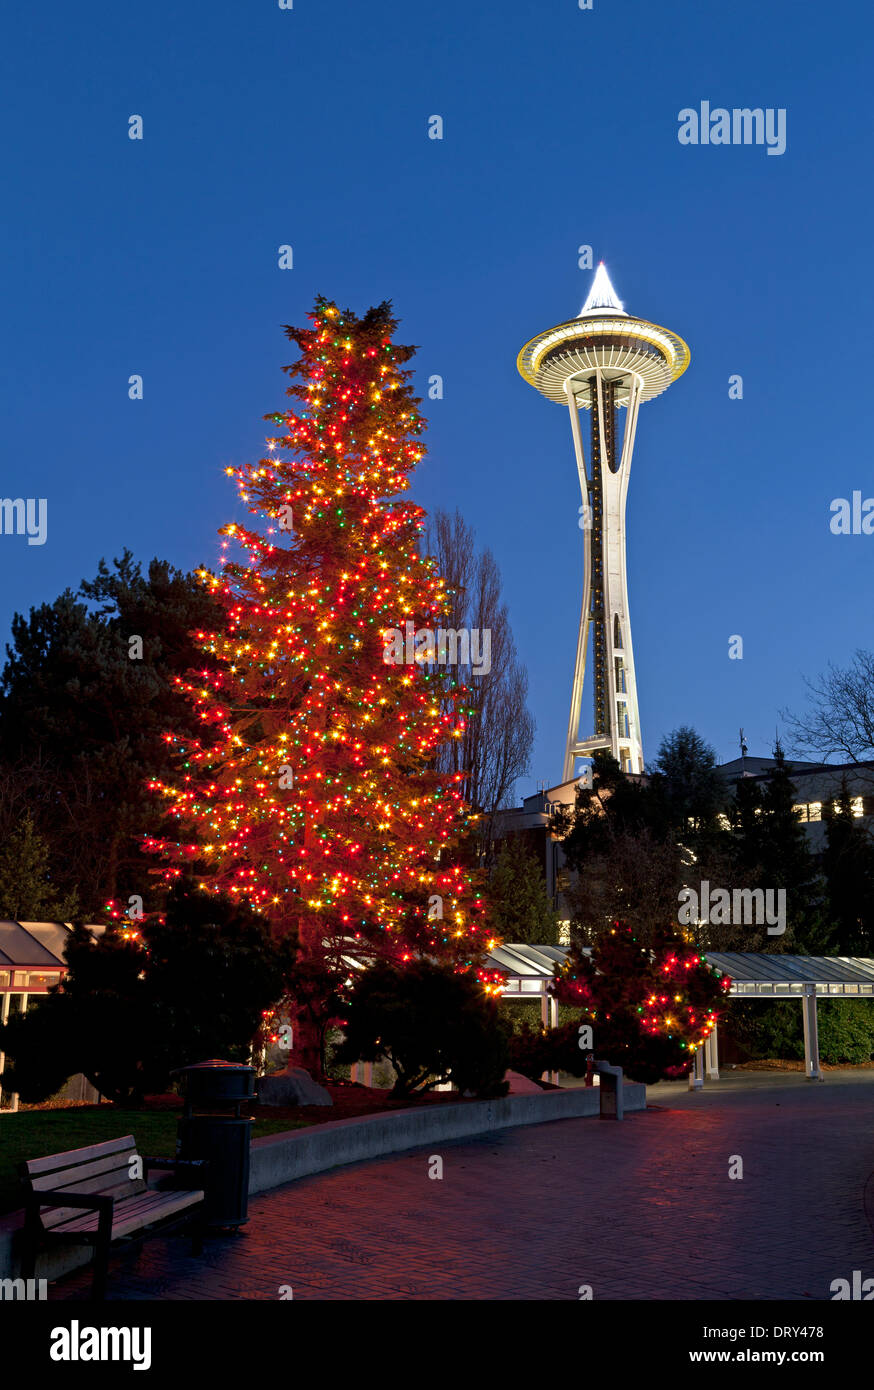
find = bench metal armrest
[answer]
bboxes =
[143,1156,209,1174]
[142,1156,175,1171]
[143,1156,209,1188]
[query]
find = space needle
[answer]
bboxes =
[518,264,690,781]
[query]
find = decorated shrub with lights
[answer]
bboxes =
[552,922,730,1086]
[144,298,490,1068]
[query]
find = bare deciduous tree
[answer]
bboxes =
[783,649,874,790]
[424,509,534,860]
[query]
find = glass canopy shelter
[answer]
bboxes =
[485,947,874,1086]
[697,952,874,1084]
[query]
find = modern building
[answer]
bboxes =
[517,264,690,780]
[715,755,874,849]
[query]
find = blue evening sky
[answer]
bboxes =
[2,0,872,799]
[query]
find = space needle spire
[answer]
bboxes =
[518,265,690,781]
[579,261,625,316]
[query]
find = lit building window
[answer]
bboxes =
[792,803,807,821]
[808,802,822,822]
[24,972,61,991]
[852,797,864,817]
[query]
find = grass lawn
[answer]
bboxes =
[0,1107,308,1218]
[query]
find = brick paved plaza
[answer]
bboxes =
[51,1071,874,1301]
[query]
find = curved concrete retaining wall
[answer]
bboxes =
[248,1082,644,1193]
[0,1082,645,1282]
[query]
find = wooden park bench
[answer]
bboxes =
[20,1134,208,1299]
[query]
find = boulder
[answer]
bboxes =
[257,1064,333,1107]
[503,1069,545,1094]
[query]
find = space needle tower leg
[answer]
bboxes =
[563,379,592,783]
[593,369,645,775]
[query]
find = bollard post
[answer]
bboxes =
[595,1061,624,1120]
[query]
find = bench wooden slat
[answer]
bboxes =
[40,1179,149,1230]
[35,1173,200,1229]
[52,1189,174,1228]
[52,1189,205,1240]
[30,1149,138,1192]
[48,1186,202,1235]
[110,1190,205,1239]
[24,1134,136,1178]
[39,1171,146,1202]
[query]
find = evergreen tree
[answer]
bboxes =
[729,768,764,857]
[729,742,829,952]
[556,751,661,864]
[649,725,727,853]
[146,297,489,1070]
[555,752,681,947]
[822,778,874,955]
[0,814,78,921]
[333,958,509,1098]
[0,554,226,912]
[486,836,558,944]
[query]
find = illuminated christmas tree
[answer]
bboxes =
[145,298,491,1065]
[552,922,730,1084]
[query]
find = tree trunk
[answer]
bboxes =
[291,1009,323,1079]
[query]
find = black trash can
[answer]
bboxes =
[173,1059,256,1230]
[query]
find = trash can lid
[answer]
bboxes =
[170,1058,256,1076]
